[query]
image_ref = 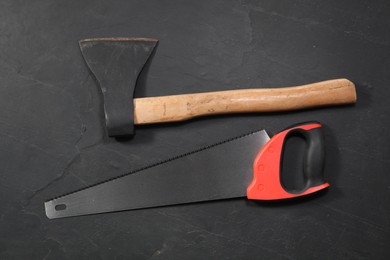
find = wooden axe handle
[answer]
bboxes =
[133,78,356,124]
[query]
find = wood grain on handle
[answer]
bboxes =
[133,78,356,125]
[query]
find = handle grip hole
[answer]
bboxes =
[281,131,306,193]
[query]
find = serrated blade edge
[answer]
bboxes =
[45,130,270,219]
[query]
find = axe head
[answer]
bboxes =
[79,38,157,137]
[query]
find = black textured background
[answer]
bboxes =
[1,0,389,259]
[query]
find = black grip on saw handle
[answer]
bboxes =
[247,122,329,200]
[281,122,325,193]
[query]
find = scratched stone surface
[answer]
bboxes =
[0,0,389,259]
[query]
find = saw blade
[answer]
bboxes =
[45,130,270,219]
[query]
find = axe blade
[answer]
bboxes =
[79,38,158,137]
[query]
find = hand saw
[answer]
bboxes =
[45,122,329,219]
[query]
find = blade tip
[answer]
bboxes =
[44,201,56,219]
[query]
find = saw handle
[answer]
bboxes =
[247,122,329,200]
[133,79,356,124]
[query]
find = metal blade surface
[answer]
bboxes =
[45,130,270,219]
[79,38,157,136]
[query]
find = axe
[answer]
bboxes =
[79,38,356,137]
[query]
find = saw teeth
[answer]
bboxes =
[46,129,265,202]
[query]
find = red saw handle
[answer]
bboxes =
[247,122,329,200]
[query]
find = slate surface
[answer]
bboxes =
[0,0,389,259]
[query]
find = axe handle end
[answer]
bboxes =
[134,78,356,125]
